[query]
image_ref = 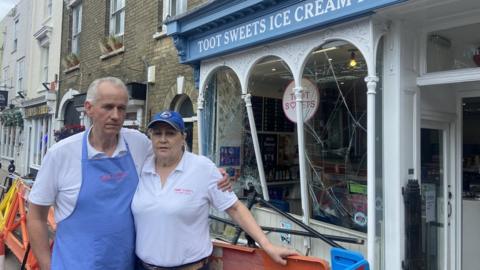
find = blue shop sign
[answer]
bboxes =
[176,0,406,63]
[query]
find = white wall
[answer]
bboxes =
[27,0,62,97]
[381,18,424,270]
[0,0,33,174]
[421,86,457,114]
[0,0,33,105]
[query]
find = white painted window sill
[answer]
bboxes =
[417,67,480,86]
[64,64,80,74]
[100,47,125,60]
[153,31,167,40]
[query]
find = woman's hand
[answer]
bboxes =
[217,168,233,191]
[262,242,299,265]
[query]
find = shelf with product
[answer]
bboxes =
[462,152,480,198]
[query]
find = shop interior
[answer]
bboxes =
[462,97,480,269]
[204,41,369,232]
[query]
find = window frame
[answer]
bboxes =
[71,3,82,54]
[13,19,18,52]
[160,0,186,33]
[109,0,125,37]
[16,58,24,94]
[45,0,53,18]
[41,46,49,84]
[2,67,9,88]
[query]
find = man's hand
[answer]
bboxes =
[217,168,233,191]
[262,242,299,265]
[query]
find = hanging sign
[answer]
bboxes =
[282,78,319,122]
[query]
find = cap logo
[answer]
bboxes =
[160,111,172,118]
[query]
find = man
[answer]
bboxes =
[27,77,230,270]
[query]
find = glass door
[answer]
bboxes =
[421,121,451,270]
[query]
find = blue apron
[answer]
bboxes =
[51,131,139,270]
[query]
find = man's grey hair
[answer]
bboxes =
[86,77,129,104]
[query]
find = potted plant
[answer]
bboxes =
[107,34,123,50]
[99,37,113,54]
[54,124,85,142]
[63,53,80,69]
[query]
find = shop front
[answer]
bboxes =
[167,0,480,269]
[22,93,56,176]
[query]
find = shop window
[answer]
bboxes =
[247,56,302,215]
[0,125,18,160]
[30,115,52,168]
[203,67,245,192]
[303,41,368,232]
[426,22,480,73]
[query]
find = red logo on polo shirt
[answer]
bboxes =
[174,188,193,195]
[100,171,128,182]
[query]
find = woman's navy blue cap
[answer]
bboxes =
[147,110,185,132]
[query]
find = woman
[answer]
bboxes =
[132,110,297,270]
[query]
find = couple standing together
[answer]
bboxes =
[27,77,297,270]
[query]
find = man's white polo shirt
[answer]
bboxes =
[28,128,152,222]
[132,151,237,267]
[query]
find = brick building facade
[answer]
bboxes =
[57,0,208,152]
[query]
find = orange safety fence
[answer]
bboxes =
[0,178,340,270]
[0,179,55,270]
[211,240,330,270]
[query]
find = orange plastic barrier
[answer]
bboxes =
[1,181,55,270]
[210,240,330,270]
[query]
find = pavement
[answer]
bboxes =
[5,252,21,269]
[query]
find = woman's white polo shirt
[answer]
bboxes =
[132,151,237,267]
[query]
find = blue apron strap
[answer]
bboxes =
[82,129,89,161]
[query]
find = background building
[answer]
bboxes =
[20,0,62,176]
[57,0,207,153]
[0,0,33,174]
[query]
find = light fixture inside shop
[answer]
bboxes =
[348,49,357,68]
[312,46,337,54]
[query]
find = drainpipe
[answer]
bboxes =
[365,75,378,269]
[294,85,311,252]
[243,93,269,201]
[142,57,150,129]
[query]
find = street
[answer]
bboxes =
[5,252,21,269]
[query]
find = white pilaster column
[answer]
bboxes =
[365,75,379,270]
[136,107,143,129]
[197,92,204,155]
[243,93,269,201]
[294,86,310,223]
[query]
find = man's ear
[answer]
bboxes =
[84,101,92,117]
